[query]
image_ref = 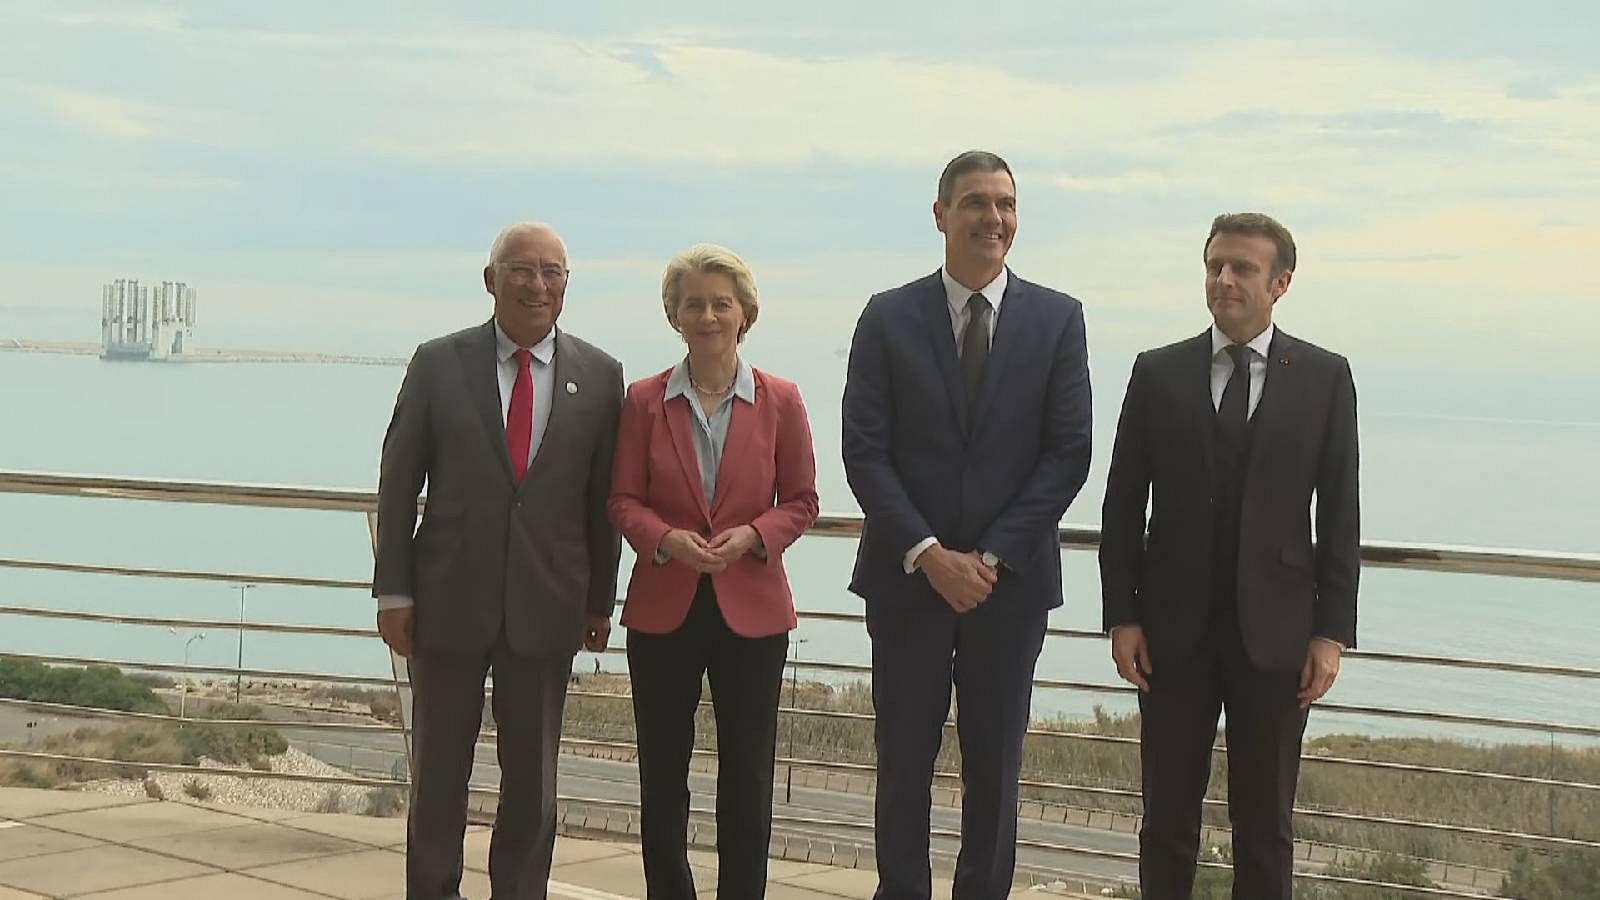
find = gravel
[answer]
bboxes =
[79,747,404,816]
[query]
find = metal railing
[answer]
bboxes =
[3,469,1597,897]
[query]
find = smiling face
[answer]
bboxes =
[671,268,747,357]
[483,226,567,346]
[934,168,1017,288]
[1204,231,1293,343]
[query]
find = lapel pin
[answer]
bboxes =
[1278,357,1290,366]
[565,381,578,394]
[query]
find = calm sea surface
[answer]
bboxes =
[2,333,1596,747]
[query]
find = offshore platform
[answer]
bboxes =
[100,278,197,361]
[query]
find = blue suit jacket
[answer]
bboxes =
[842,269,1093,629]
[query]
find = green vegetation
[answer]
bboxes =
[562,673,1600,885]
[1501,848,1600,899]
[0,661,289,787]
[0,658,167,713]
[1114,848,1437,898]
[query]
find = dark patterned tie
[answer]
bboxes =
[961,292,991,416]
[1218,343,1251,447]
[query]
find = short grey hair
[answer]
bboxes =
[660,244,760,340]
[487,221,567,266]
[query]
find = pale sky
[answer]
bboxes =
[3,1,1598,403]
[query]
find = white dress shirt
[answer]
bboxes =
[376,321,557,611]
[495,320,557,465]
[1209,322,1273,417]
[903,267,1009,574]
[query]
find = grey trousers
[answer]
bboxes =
[406,637,572,900]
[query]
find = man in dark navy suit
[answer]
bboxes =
[1100,213,1360,899]
[842,150,1093,900]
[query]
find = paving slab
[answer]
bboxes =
[130,821,366,870]
[548,851,649,897]
[0,886,47,899]
[246,848,490,900]
[0,844,218,896]
[0,822,102,863]
[276,812,408,849]
[0,787,146,819]
[245,848,404,899]
[780,866,889,898]
[553,837,637,867]
[74,871,330,899]
[29,799,254,842]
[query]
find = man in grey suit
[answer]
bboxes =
[374,221,624,900]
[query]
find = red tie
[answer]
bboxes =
[506,348,534,483]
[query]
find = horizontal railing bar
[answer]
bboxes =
[5,470,1598,581]
[0,606,378,638]
[552,736,1600,853]
[9,644,1591,742]
[0,696,404,734]
[546,792,1492,898]
[766,657,1600,738]
[0,557,369,590]
[3,581,1593,681]
[564,690,1600,793]
[0,747,406,789]
[0,470,380,513]
[0,650,402,689]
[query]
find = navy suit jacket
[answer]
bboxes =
[842,269,1092,631]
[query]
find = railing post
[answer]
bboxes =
[367,510,414,787]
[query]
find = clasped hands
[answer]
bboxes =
[917,544,998,614]
[659,526,762,573]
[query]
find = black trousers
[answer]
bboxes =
[1136,617,1308,900]
[626,577,789,900]
[407,633,572,900]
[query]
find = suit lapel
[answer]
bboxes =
[919,272,968,433]
[709,375,760,519]
[459,320,514,486]
[971,271,1026,433]
[1244,329,1298,485]
[665,393,712,522]
[1183,330,1217,478]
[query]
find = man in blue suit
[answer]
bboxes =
[842,150,1093,900]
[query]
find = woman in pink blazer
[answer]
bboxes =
[608,244,820,900]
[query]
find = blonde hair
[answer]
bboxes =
[660,244,760,340]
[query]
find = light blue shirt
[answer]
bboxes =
[663,356,756,510]
[939,266,1007,352]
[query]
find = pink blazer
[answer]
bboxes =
[608,366,820,638]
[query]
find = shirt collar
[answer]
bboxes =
[941,266,1007,319]
[495,320,556,366]
[1211,322,1274,360]
[665,356,755,404]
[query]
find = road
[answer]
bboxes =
[282,724,1140,885]
[0,702,1137,884]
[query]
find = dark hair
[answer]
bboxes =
[937,150,1014,206]
[1205,213,1297,276]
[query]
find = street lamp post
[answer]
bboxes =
[167,627,206,721]
[180,633,205,720]
[235,583,254,703]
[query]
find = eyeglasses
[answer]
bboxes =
[497,262,569,286]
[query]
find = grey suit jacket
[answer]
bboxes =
[373,319,624,658]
